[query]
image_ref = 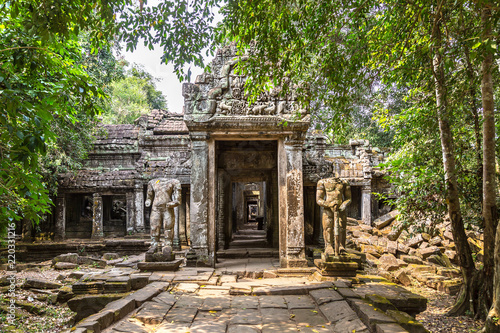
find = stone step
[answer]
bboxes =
[217,248,278,259]
[228,239,268,248]
[237,229,266,236]
[232,233,266,240]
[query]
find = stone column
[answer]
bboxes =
[361,185,372,225]
[189,132,210,265]
[173,205,180,250]
[186,190,191,245]
[134,183,145,232]
[92,193,104,239]
[283,136,308,268]
[125,192,135,234]
[54,195,66,241]
[179,188,187,245]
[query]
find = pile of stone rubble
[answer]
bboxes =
[347,210,483,295]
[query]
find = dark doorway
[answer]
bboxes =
[215,140,278,257]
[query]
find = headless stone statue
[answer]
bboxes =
[316,175,351,256]
[145,178,181,253]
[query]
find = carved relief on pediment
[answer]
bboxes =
[183,46,310,122]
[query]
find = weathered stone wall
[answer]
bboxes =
[52,47,394,268]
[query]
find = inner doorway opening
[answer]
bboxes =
[216,140,278,258]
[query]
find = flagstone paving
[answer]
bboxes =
[66,261,426,333]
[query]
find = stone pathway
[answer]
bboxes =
[102,281,365,333]
[67,261,427,333]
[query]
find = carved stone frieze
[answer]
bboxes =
[183,45,310,127]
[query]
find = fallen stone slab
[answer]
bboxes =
[364,294,398,312]
[72,281,105,294]
[320,300,358,324]
[105,298,135,322]
[436,279,462,295]
[354,283,427,316]
[137,259,182,271]
[77,310,114,331]
[395,271,412,287]
[386,309,427,333]
[417,246,440,260]
[349,298,397,331]
[54,262,78,270]
[115,254,145,268]
[68,293,125,322]
[374,211,400,230]
[23,278,62,290]
[75,320,100,333]
[77,257,107,268]
[123,281,169,307]
[309,288,344,305]
[400,255,424,265]
[52,253,79,265]
[333,316,371,333]
[102,253,120,260]
[130,273,150,290]
[336,287,361,299]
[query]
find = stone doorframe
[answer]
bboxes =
[188,132,308,268]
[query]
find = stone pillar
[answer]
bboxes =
[134,183,144,232]
[173,205,180,250]
[283,136,308,268]
[361,185,372,225]
[126,192,135,234]
[92,193,104,239]
[54,195,66,241]
[186,190,191,245]
[189,133,210,265]
[179,188,187,245]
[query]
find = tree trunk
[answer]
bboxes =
[463,45,483,219]
[482,4,499,331]
[431,9,476,316]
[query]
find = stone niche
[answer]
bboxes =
[183,45,311,268]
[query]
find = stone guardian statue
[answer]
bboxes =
[145,178,182,252]
[316,174,351,256]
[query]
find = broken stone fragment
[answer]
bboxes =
[373,210,400,230]
[102,252,120,260]
[54,262,77,270]
[52,253,79,265]
[22,278,62,290]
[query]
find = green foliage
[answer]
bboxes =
[0,2,106,230]
[101,63,167,124]
[220,0,498,233]
[0,0,217,234]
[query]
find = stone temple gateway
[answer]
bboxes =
[55,46,391,268]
